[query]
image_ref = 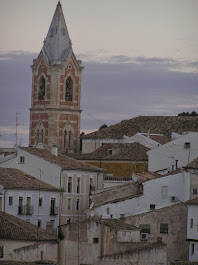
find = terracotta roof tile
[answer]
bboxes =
[83,116,198,139]
[0,211,57,241]
[20,147,105,173]
[185,157,198,169]
[186,196,198,205]
[67,143,149,161]
[0,168,60,191]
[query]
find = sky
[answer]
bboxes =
[0,0,198,147]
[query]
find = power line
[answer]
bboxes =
[83,110,105,125]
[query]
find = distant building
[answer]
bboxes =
[0,145,105,224]
[29,2,83,152]
[0,167,61,231]
[0,211,58,263]
[82,116,198,153]
[68,142,149,178]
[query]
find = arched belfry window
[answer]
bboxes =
[35,122,45,145]
[38,76,45,100]
[62,122,73,150]
[65,76,73,101]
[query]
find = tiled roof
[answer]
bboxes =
[0,262,55,265]
[0,211,58,241]
[0,168,60,191]
[83,116,198,139]
[100,242,166,258]
[186,196,198,205]
[184,157,198,169]
[20,147,105,173]
[67,143,149,161]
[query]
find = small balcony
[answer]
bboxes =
[24,205,33,215]
[18,205,24,215]
[50,206,58,215]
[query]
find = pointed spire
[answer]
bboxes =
[43,2,72,65]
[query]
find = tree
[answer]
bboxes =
[178,111,198,116]
[98,124,108,130]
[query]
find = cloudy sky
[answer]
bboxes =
[0,0,198,147]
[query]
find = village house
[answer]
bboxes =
[147,132,198,173]
[60,217,167,265]
[0,211,58,263]
[0,145,105,224]
[0,167,61,231]
[86,170,192,219]
[186,197,198,262]
[184,156,198,200]
[68,142,149,178]
[81,115,198,154]
[124,203,188,262]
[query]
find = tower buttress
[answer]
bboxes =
[29,2,83,152]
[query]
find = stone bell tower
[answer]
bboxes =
[29,2,83,152]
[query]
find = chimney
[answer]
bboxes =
[51,145,58,156]
[175,160,178,170]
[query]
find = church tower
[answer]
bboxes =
[29,2,83,152]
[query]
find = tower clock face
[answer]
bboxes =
[61,27,66,36]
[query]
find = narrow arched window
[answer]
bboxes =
[64,130,67,148]
[38,76,45,100]
[41,130,44,143]
[65,76,73,101]
[36,130,39,144]
[69,131,72,149]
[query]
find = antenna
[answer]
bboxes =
[15,112,24,145]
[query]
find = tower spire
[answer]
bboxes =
[43,2,72,65]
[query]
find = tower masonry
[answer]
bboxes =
[29,2,83,152]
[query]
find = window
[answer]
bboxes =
[108,149,113,156]
[18,197,23,214]
[38,220,42,228]
[193,188,197,195]
[76,198,80,211]
[190,219,193,228]
[191,243,195,255]
[41,251,44,261]
[20,156,25,163]
[106,207,110,215]
[77,177,80,194]
[139,224,150,234]
[66,218,71,224]
[0,245,4,258]
[9,196,13,205]
[65,76,73,101]
[160,223,168,234]
[38,75,45,100]
[120,214,125,218]
[50,198,56,215]
[67,198,72,211]
[39,198,42,207]
[184,142,190,149]
[93,238,99,244]
[150,204,155,210]
[161,186,168,199]
[68,177,72,193]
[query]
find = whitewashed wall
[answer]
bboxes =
[147,132,198,172]
[187,204,198,262]
[94,172,190,219]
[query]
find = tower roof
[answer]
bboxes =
[43,1,72,65]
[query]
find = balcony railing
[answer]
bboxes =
[18,205,24,215]
[50,206,58,215]
[24,205,33,215]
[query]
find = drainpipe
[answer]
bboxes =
[58,168,64,265]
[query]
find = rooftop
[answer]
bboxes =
[186,196,198,205]
[0,211,57,241]
[20,147,105,173]
[82,116,198,140]
[184,157,198,170]
[0,168,60,191]
[67,142,149,161]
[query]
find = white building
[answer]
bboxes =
[0,145,105,224]
[187,197,198,262]
[89,171,191,219]
[0,167,61,231]
[147,132,198,173]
